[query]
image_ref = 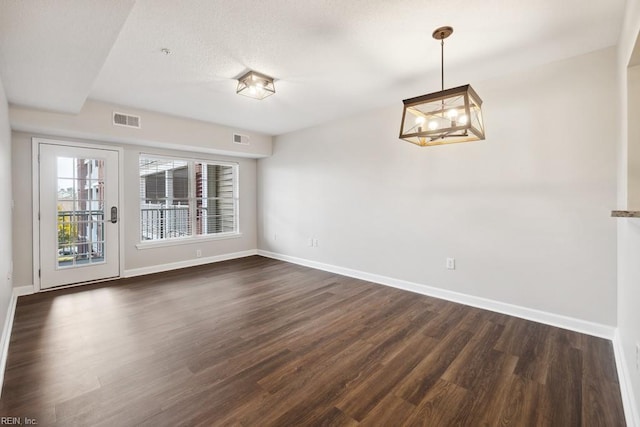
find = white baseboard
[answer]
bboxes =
[257,250,616,340]
[13,285,34,297]
[123,249,258,278]
[613,329,640,427]
[0,286,34,397]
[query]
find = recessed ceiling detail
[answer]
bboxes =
[0,0,626,135]
[0,0,135,113]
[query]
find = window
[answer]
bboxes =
[139,155,238,242]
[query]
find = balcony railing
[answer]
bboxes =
[141,204,190,240]
[140,203,236,240]
[57,210,105,266]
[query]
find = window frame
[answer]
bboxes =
[136,153,240,250]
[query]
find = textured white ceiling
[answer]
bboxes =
[0,0,135,113]
[0,0,626,135]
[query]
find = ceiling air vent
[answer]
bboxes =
[233,133,250,145]
[113,112,141,129]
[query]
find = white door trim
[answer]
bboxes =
[31,137,125,292]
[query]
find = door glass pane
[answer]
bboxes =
[57,157,106,268]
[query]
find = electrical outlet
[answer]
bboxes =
[308,238,314,247]
[446,258,455,270]
[313,238,319,247]
[196,249,202,258]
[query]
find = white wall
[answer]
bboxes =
[0,73,14,349]
[10,99,272,159]
[11,104,264,286]
[617,0,640,422]
[258,47,618,326]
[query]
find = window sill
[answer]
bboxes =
[136,232,243,250]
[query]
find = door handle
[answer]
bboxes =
[110,206,118,224]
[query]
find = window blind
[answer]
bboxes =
[139,155,238,242]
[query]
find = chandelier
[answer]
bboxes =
[399,26,485,146]
[236,70,275,100]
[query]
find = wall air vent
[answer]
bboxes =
[233,133,250,145]
[112,112,141,129]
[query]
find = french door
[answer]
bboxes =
[36,141,120,289]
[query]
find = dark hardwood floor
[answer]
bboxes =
[0,256,626,426]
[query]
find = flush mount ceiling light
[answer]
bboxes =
[399,26,485,147]
[236,70,275,100]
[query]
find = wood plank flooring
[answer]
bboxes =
[0,256,626,426]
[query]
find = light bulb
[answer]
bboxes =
[428,121,438,130]
[415,116,426,125]
[447,109,458,119]
[459,114,468,125]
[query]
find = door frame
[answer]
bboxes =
[32,137,125,292]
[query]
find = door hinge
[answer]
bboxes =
[38,212,40,220]
[38,269,41,278]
